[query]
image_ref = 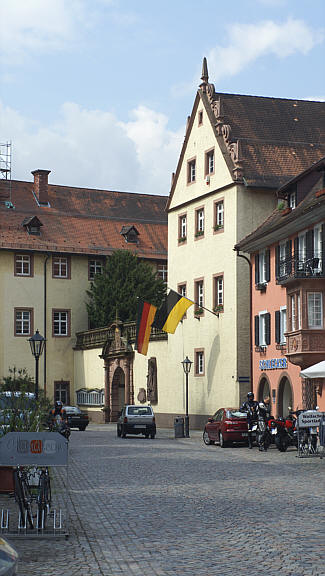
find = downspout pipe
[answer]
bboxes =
[234,248,252,394]
[44,253,50,397]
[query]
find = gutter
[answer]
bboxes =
[234,248,252,393]
[43,253,50,396]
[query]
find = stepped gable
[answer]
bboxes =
[0,176,168,258]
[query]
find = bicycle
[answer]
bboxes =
[13,466,35,529]
[36,467,51,529]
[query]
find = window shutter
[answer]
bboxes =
[265,249,270,283]
[255,254,259,284]
[306,229,314,260]
[322,224,325,272]
[275,311,280,343]
[275,245,280,279]
[294,237,299,273]
[255,315,260,346]
[285,240,292,276]
[265,313,271,345]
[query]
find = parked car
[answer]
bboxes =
[0,537,18,575]
[117,405,156,439]
[48,405,89,431]
[203,408,248,447]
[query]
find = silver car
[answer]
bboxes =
[117,405,156,439]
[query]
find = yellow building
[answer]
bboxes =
[0,170,167,411]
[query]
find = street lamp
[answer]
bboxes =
[28,330,46,400]
[181,356,192,438]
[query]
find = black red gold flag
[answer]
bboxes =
[135,300,157,355]
[152,289,193,334]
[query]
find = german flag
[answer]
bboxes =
[135,300,157,355]
[152,289,193,334]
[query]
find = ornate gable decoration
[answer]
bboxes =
[199,58,244,182]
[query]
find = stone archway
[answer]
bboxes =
[257,375,270,402]
[111,367,125,419]
[278,375,293,418]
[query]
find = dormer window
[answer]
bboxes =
[22,216,43,236]
[288,189,297,209]
[120,225,139,244]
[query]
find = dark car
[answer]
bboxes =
[117,405,156,439]
[48,405,89,431]
[203,408,248,447]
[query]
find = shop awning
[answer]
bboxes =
[300,360,325,379]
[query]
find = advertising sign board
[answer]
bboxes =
[297,411,325,429]
[0,432,68,466]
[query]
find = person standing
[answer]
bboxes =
[241,392,259,449]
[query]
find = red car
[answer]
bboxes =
[203,408,248,447]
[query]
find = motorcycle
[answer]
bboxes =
[50,414,71,440]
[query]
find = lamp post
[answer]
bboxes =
[181,356,192,438]
[28,330,46,401]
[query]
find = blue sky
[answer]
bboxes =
[0,0,324,195]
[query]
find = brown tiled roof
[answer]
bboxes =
[235,157,325,252]
[167,85,325,209]
[0,179,167,259]
[209,91,325,189]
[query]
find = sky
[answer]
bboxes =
[0,0,324,196]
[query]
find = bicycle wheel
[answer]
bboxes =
[14,471,34,529]
[37,473,50,529]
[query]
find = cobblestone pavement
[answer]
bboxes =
[5,424,325,576]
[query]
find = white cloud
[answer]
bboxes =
[207,19,324,81]
[0,0,88,66]
[0,100,182,195]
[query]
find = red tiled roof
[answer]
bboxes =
[0,179,167,259]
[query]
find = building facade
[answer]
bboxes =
[236,157,325,415]
[0,170,167,412]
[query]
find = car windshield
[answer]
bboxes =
[127,406,152,415]
[226,410,247,419]
[64,406,81,414]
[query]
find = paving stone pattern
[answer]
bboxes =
[8,424,325,576]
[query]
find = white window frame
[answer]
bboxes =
[279,242,286,277]
[297,293,301,330]
[196,351,204,375]
[280,306,287,344]
[291,295,296,331]
[157,264,167,284]
[259,251,266,284]
[298,232,306,268]
[216,276,223,305]
[15,254,31,276]
[15,309,31,335]
[53,311,68,336]
[259,310,268,347]
[216,201,224,228]
[76,389,104,406]
[53,256,68,278]
[307,292,323,329]
[289,192,296,209]
[197,209,204,233]
[89,259,103,280]
[197,281,204,307]
[180,215,187,238]
[314,224,322,272]
[188,160,196,183]
[207,150,214,174]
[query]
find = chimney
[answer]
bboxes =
[32,169,51,205]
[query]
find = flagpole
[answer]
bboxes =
[167,287,220,318]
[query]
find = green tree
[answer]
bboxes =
[0,367,51,435]
[86,250,166,328]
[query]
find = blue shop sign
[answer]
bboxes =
[259,358,287,371]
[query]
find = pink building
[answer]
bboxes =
[236,158,325,416]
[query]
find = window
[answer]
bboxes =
[195,208,204,237]
[255,312,270,347]
[157,264,168,284]
[52,256,70,279]
[194,279,204,311]
[15,254,33,277]
[255,250,270,286]
[298,232,306,268]
[275,307,287,344]
[307,293,323,328]
[53,310,70,337]
[54,381,70,405]
[15,308,33,336]
[214,200,224,231]
[178,283,187,318]
[195,349,205,375]
[205,149,214,175]
[178,214,187,242]
[290,295,296,331]
[213,275,223,311]
[198,110,203,126]
[289,191,296,209]
[187,158,196,184]
[314,225,322,272]
[297,293,301,330]
[279,242,286,277]
[88,259,103,280]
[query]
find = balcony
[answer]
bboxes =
[276,253,324,285]
[286,329,325,368]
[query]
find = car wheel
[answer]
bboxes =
[219,432,228,448]
[117,426,121,437]
[150,433,155,439]
[203,429,213,445]
[79,426,86,431]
